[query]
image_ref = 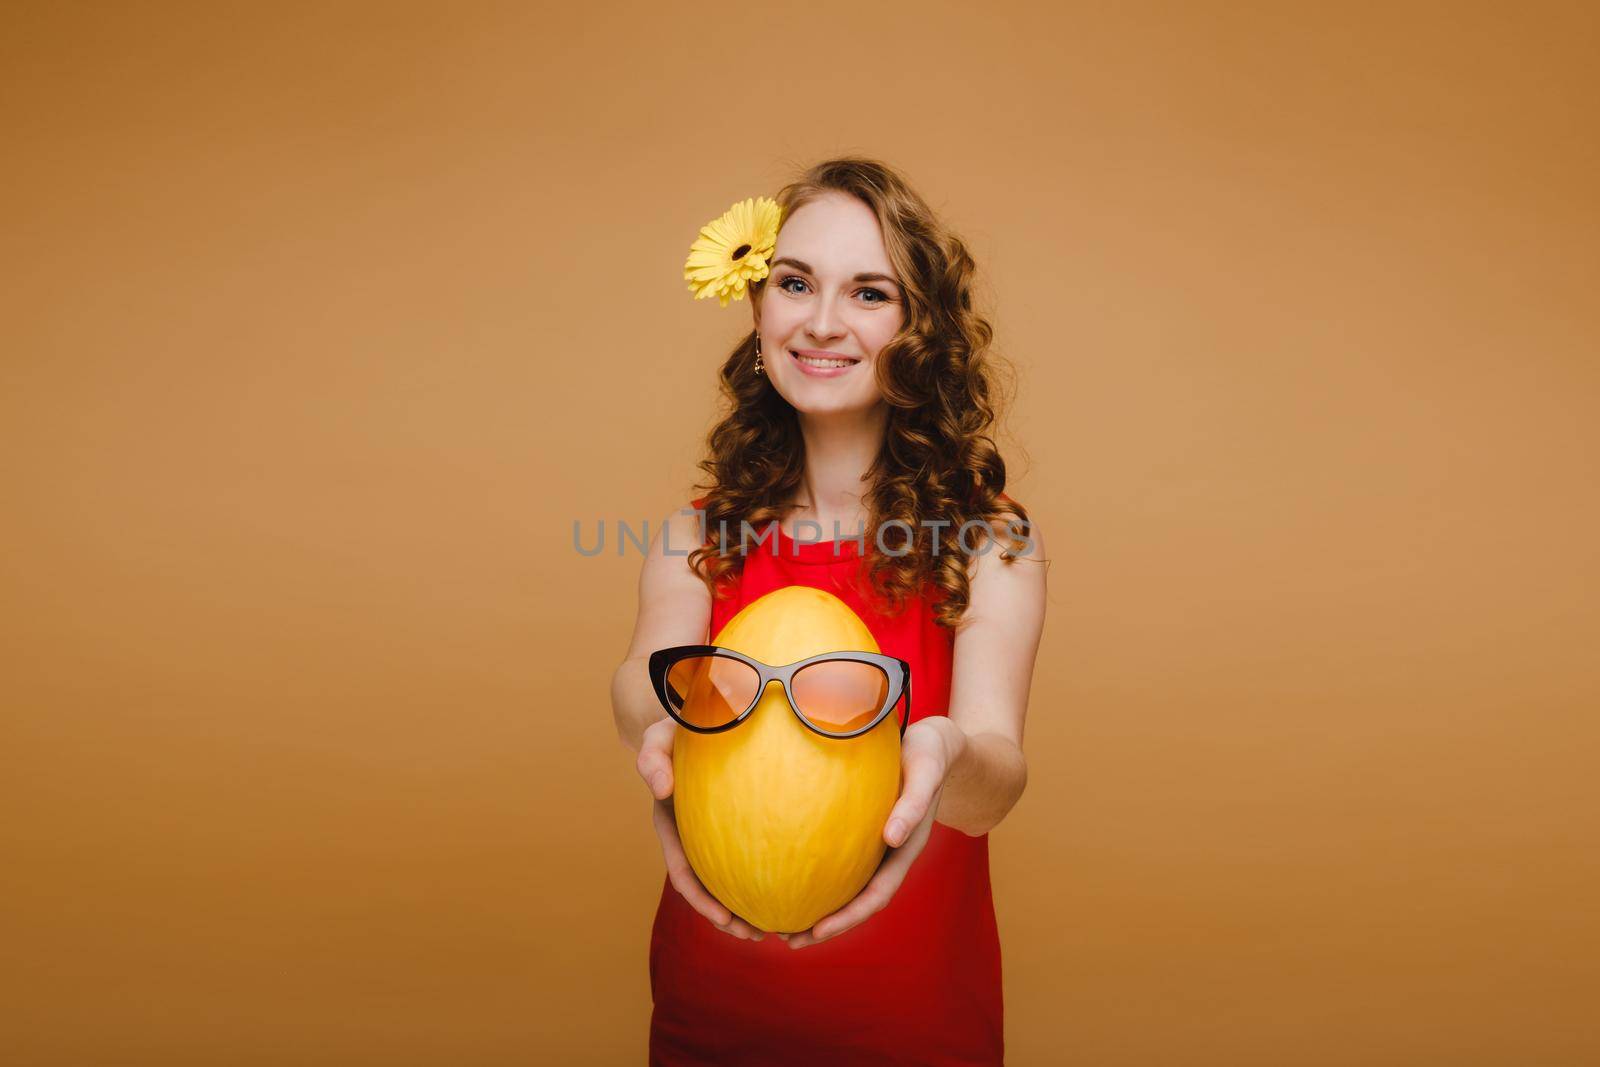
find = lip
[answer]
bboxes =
[790,349,861,378]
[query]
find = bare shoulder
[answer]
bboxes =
[965,507,1048,621]
[642,506,708,573]
[991,504,1047,564]
[627,504,713,657]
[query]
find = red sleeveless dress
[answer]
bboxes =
[647,502,1005,1066]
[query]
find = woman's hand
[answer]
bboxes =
[636,717,765,941]
[784,717,966,950]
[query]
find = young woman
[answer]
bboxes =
[611,157,1048,1065]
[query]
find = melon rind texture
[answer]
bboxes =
[672,587,902,934]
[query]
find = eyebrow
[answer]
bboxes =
[771,257,900,288]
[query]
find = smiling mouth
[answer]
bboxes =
[791,351,858,369]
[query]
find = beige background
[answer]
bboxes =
[3,2,1597,1063]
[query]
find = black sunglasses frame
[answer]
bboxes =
[647,645,912,740]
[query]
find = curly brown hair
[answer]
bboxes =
[686,156,1037,629]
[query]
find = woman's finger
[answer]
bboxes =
[651,799,763,941]
[636,718,677,800]
[819,811,932,939]
[790,793,940,949]
[884,744,946,847]
[651,800,727,924]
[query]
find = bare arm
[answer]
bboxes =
[610,506,763,940]
[611,506,713,752]
[931,516,1049,836]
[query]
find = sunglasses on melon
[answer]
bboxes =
[647,646,912,740]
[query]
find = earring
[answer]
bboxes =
[754,337,765,376]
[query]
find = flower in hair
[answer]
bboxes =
[683,196,783,307]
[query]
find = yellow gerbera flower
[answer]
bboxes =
[683,196,783,307]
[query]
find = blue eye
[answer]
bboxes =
[776,276,893,305]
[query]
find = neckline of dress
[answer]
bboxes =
[768,520,863,564]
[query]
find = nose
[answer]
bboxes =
[806,291,846,342]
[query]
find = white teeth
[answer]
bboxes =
[794,352,853,369]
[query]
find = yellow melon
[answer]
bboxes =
[672,586,902,934]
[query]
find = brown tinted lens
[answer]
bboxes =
[665,655,761,730]
[790,660,890,735]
